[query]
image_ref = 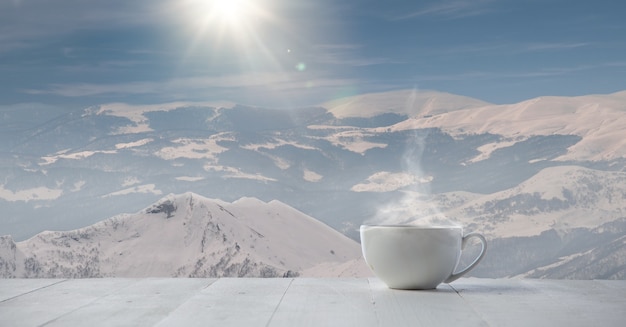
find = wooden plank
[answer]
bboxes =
[155,278,293,327]
[267,278,377,327]
[43,278,215,327]
[0,279,140,327]
[450,278,626,327]
[595,279,626,292]
[530,279,626,325]
[369,278,488,326]
[0,279,66,302]
[1,278,625,326]
[449,278,548,327]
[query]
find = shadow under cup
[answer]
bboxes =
[360,225,487,290]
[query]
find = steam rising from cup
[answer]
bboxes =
[366,89,461,228]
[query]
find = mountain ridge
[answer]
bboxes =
[0,192,368,278]
[321,89,492,118]
[381,90,626,161]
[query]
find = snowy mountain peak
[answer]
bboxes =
[0,193,368,278]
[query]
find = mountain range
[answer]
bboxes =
[1,89,625,279]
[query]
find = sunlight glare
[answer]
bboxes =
[212,0,251,25]
[180,0,277,42]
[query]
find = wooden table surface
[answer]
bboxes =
[1,278,624,326]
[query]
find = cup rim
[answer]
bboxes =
[360,224,462,229]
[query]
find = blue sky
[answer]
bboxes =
[1,0,624,109]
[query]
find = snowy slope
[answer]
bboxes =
[322,89,492,118]
[321,89,626,161]
[387,91,626,161]
[387,166,626,238]
[0,193,367,278]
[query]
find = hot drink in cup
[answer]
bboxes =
[360,224,487,290]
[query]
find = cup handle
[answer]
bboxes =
[444,232,487,284]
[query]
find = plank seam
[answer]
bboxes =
[265,278,294,327]
[0,279,68,304]
[367,278,381,326]
[449,283,492,327]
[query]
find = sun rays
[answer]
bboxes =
[181,0,276,49]
[175,1,285,70]
[210,0,253,26]
[161,0,341,107]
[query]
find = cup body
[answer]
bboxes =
[360,225,463,290]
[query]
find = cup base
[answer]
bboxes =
[386,283,439,290]
[389,286,437,290]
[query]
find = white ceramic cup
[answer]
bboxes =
[360,225,487,290]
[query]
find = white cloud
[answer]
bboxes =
[21,70,361,108]
[23,71,356,98]
[392,0,496,20]
[414,61,626,82]
[525,42,590,51]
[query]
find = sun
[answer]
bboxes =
[178,0,275,42]
[211,0,253,26]
[175,0,269,50]
[176,0,286,70]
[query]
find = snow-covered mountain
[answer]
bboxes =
[387,165,626,279]
[1,89,625,279]
[0,193,369,278]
